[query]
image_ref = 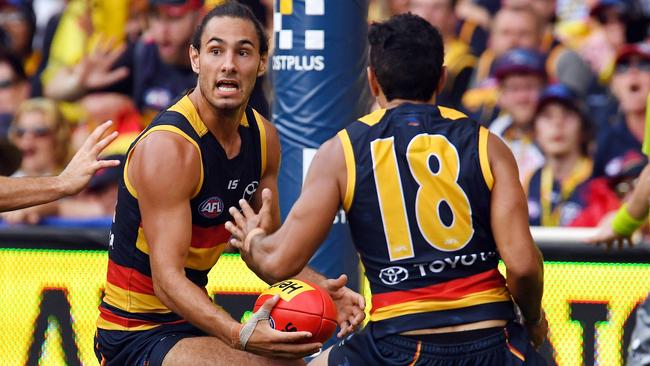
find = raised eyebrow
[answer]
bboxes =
[238,39,255,48]
[205,37,255,49]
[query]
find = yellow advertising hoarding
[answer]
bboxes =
[0,248,648,365]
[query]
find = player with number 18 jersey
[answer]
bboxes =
[338,103,515,337]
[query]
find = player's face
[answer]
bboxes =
[498,74,544,126]
[535,103,582,158]
[192,16,266,111]
[612,56,650,115]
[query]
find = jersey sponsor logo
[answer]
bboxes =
[379,266,409,286]
[410,251,497,277]
[198,196,224,219]
[242,181,259,201]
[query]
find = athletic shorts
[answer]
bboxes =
[327,321,545,366]
[94,322,207,366]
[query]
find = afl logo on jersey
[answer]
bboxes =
[379,266,409,286]
[199,196,224,219]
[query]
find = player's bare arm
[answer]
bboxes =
[228,137,345,280]
[130,131,319,359]
[0,120,119,212]
[227,136,365,336]
[487,132,547,347]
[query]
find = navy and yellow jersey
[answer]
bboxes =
[525,158,592,227]
[97,95,267,331]
[338,103,515,337]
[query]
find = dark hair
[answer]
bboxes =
[0,50,26,82]
[368,13,444,102]
[191,1,268,56]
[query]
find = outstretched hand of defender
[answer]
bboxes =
[323,274,366,338]
[226,188,274,255]
[240,295,322,359]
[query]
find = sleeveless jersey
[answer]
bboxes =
[338,103,515,337]
[97,95,267,331]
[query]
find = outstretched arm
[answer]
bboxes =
[227,137,345,283]
[0,121,119,212]
[487,133,547,347]
[242,123,365,336]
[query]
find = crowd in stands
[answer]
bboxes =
[0,0,648,232]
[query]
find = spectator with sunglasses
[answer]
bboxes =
[7,98,69,178]
[593,42,650,178]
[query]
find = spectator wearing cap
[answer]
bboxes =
[592,42,650,178]
[525,84,594,226]
[489,48,547,181]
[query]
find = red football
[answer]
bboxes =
[254,279,338,344]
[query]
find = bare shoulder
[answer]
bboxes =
[129,131,201,198]
[486,132,518,176]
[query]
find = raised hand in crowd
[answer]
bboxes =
[44,37,129,101]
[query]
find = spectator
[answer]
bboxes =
[410,0,477,108]
[463,4,595,117]
[0,51,29,136]
[579,0,630,83]
[525,84,594,226]
[572,151,646,227]
[8,98,69,177]
[0,0,38,75]
[593,42,650,178]
[489,48,547,181]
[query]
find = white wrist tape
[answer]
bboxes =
[239,306,272,350]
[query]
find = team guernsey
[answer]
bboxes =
[338,103,515,337]
[97,96,267,331]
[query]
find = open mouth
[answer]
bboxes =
[216,80,239,93]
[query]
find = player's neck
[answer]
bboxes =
[380,96,437,109]
[189,89,244,158]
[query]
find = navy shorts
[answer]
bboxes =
[327,321,545,366]
[94,322,207,366]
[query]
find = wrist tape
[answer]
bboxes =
[612,204,646,237]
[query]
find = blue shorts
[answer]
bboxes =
[327,321,545,366]
[94,322,207,366]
